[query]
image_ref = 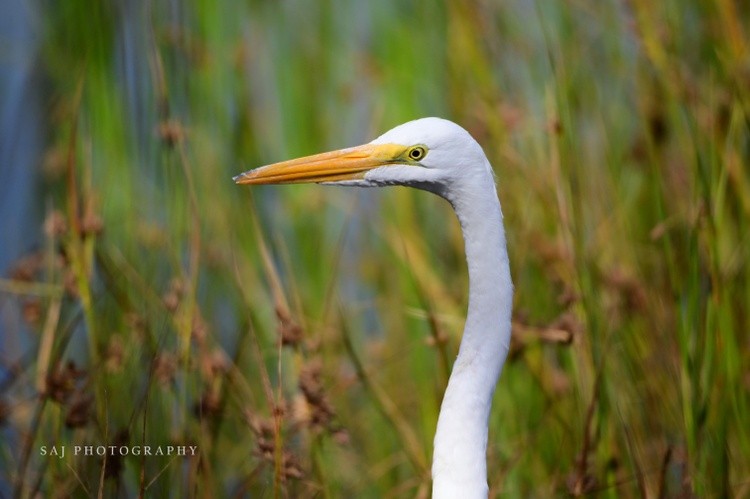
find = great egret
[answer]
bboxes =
[235,118,512,498]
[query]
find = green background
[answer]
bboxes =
[2,0,749,497]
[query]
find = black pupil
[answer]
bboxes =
[411,149,421,159]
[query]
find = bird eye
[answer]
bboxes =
[407,146,427,162]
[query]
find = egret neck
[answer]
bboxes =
[431,168,513,499]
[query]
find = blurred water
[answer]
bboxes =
[0,2,43,495]
[0,0,43,359]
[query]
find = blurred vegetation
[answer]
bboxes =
[1,0,749,497]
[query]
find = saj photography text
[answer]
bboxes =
[39,445,199,459]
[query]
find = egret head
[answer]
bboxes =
[234,117,493,198]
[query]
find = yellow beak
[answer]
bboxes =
[234,143,406,185]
